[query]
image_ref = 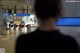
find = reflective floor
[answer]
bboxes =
[0,26,37,53]
[0,30,21,53]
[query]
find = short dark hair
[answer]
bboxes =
[34,0,63,20]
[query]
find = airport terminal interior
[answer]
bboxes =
[0,0,80,53]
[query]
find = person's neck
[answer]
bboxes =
[39,23,56,31]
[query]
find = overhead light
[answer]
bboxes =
[66,0,80,2]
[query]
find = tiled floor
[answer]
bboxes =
[0,30,21,53]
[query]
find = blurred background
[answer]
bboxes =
[0,0,80,53]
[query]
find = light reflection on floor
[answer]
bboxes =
[0,26,37,53]
[0,30,21,53]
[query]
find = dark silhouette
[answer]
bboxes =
[16,0,79,53]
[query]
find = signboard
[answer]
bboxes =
[56,17,80,26]
[16,14,30,16]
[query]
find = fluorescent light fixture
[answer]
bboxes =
[66,0,80,2]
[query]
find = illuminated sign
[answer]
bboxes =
[16,14,30,16]
[56,17,80,26]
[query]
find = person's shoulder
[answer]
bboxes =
[59,33,77,43]
[17,31,37,41]
[55,30,75,41]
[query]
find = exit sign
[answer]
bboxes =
[66,0,80,2]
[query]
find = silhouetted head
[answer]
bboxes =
[34,0,63,21]
[34,0,63,30]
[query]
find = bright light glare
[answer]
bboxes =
[14,14,16,16]
[30,15,35,18]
